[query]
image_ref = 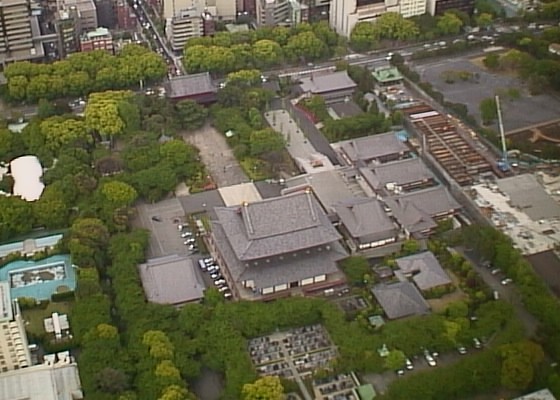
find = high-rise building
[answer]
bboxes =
[299,0,330,21]
[117,0,138,29]
[61,0,98,31]
[330,0,427,37]
[427,0,474,15]
[95,0,117,28]
[256,0,308,27]
[55,10,80,57]
[0,0,43,64]
[0,283,32,373]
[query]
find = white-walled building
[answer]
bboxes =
[329,0,426,37]
[0,284,32,373]
[10,155,44,201]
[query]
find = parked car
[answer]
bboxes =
[214,279,226,286]
[203,258,214,265]
[396,369,405,376]
[473,338,482,349]
[210,273,221,280]
[184,239,196,245]
[501,278,513,285]
[218,286,229,292]
[405,358,413,370]
[457,346,467,355]
[424,352,437,367]
[491,268,501,275]
[207,266,219,273]
[198,260,207,271]
[151,216,161,222]
[224,292,232,299]
[181,231,193,238]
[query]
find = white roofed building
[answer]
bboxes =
[9,155,44,201]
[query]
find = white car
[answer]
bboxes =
[224,292,232,299]
[210,273,221,280]
[181,231,192,238]
[218,286,229,292]
[214,279,226,286]
[405,358,413,370]
[501,278,513,286]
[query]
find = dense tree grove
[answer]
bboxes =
[183,22,340,74]
[4,45,167,102]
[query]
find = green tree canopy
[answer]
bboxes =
[242,376,284,400]
[384,349,406,370]
[436,12,464,35]
[175,99,208,130]
[479,97,497,125]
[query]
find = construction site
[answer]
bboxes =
[400,103,500,186]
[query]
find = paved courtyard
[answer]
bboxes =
[412,56,560,132]
[182,124,249,188]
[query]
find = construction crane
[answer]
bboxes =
[495,95,510,172]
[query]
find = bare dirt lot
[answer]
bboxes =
[412,56,560,133]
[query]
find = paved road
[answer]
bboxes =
[182,124,249,188]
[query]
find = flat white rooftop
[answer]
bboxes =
[470,179,560,255]
[0,361,83,400]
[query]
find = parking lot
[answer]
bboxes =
[412,56,560,132]
[135,198,189,258]
[248,325,337,400]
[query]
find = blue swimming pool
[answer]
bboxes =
[0,254,76,300]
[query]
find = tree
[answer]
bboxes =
[33,185,69,228]
[68,217,110,267]
[85,91,132,139]
[384,350,406,371]
[100,180,138,207]
[284,31,327,62]
[476,13,493,29]
[248,128,285,157]
[340,256,371,285]
[143,330,175,360]
[499,341,544,390]
[373,13,420,41]
[95,367,129,394]
[436,12,464,35]
[252,40,283,68]
[479,97,497,125]
[226,69,262,87]
[483,53,500,70]
[350,22,379,52]
[40,117,91,153]
[175,100,207,130]
[242,376,284,400]
[159,385,190,400]
[0,195,34,241]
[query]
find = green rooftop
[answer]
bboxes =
[372,67,403,84]
[356,383,377,400]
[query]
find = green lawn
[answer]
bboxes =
[22,301,73,337]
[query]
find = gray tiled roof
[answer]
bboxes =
[284,170,358,212]
[214,191,342,261]
[396,251,452,291]
[371,282,430,319]
[211,220,346,288]
[166,72,217,98]
[339,132,409,164]
[138,255,204,305]
[299,71,357,94]
[329,101,363,118]
[334,198,397,242]
[383,198,436,235]
[359,158,434,191]
[387,186,461,217]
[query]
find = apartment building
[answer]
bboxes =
[62,0,98,31]
[55,10,79,57]
[116,0,137,29]
[299,0,330,21]
[0,0,39,63]
[256,0,308,26]
[0,283,31,373]
[164,0,219,51]
[79,26,114,52]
